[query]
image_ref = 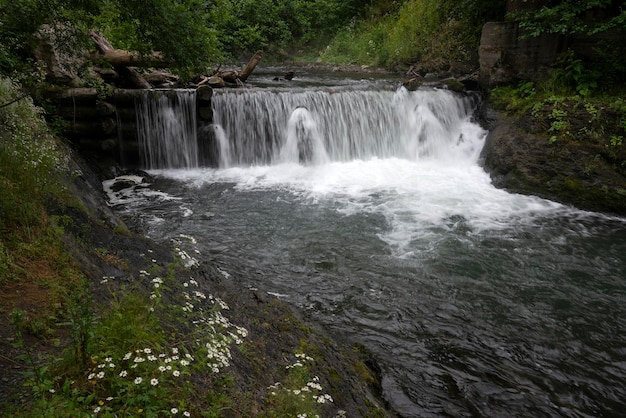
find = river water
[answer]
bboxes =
[107,73,626,417]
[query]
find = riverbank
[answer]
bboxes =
[481,101,626,216]
[0,141,394,416]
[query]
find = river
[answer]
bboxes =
[105,71,626,417]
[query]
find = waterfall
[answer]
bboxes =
[135,89,198,169]
[211,86,483,167]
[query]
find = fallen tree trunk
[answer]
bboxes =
[117,66,152,89]
[240,51,263,82]
[89,31,114,54]
[217,70,239,84]
[92,49,170,68]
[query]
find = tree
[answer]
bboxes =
[0,0,221,78]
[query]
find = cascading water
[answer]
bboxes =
[109,78,626,417]
[135,89,198,169]
[211,86,482,167]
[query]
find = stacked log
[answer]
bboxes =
[197,85,213,122]
[44,84,215,167]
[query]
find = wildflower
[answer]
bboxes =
[180,360,190,367]
[105,357,112,362]
[159,366,167,372]
[87,373,96,380]
[307,382,322,391]
[148,355,157,362]
[150,378,159,386]
[183,412,191,417]
[173,370,180,377]
[97,371,105,379]
[109,363,115,368]
[171,408,178,414]
[119,370,128,378]
[144,348,152,354]
[106,397,113,401]
[49,389,55,393]
[315,393,333,404]
[123,352,132,360]
[94,407,101,413]
[134,377,143,385]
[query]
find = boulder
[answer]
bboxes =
[482,113,626,215]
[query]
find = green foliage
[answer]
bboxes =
[0,0,375,77]
[97,0,221,74]
[0,0,99,81]
[267,352,334,417]
[511,0,624,38]
[490,81,537,113]
[0,0,222,77]
[610,135,623,147]
[543,50,600,97]
[0,77,64,232]
[321,0,506,69]
[548,106,569,144]
[207,0,364,60]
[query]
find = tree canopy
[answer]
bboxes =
[0,0,369,79]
